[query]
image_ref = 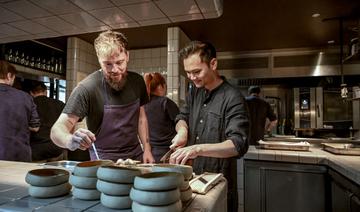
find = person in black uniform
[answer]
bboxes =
[143,72,179,162]
[245,86,277,145]
[29,81,65,162]
[0,60,40,162]
[169,41,249,212]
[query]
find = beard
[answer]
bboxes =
[104,73,127,91]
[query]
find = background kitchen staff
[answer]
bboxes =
[50,30,154,163]
[30,81,65,162]
[245,85,277,145]
[169,41,249,212]
[143,72,179,162]
[0,60,40,162]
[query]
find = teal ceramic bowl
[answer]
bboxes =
[134,172,184,191]
[132,200,182,212]
[73,160,113,177]
[28,182,71,198]
[130,187,180,206]
[97,165,141,183]
[25,168,69,187]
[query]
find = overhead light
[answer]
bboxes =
[312,13,320,18]
[327,40,335,44]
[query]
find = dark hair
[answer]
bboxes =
[31,81,47,93]
[248,86,261,95]
[179,41,216,66]
[0,60,17,79]
[143,72,166,96]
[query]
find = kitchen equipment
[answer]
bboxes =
[322,142,360,156]
[189,172,223,194]
[40,160,79,172]
[258,140,310,151]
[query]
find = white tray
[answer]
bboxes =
[258,140,310,151]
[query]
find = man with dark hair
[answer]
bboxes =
[30,81,65,162]
[169,41,249,212]
[0,60,40,161]
[246,85,277,145]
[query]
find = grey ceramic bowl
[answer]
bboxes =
[73,160,114,177]
[97,165,141,183]
[69,174,97,189]
[130,187,180,206]
[28,182,71,198]
[180,186,193,202]
[100,193,132,209]
[152,164,193,180]
[72,187,101,200]
[96,179,133,196]
[132,200,182,212]
[134,172,184,191]
[180,180,190,191]
[25,168,69,187]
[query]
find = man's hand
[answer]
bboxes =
[142,149,155,163]
[69,128,96,151]
[170,130,188,149]
[169,145,201,165]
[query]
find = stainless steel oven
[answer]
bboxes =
[294,87,353,130]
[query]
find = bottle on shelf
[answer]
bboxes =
[24,56,29,66]
[36,57,41,69]
[41,58,46,70]
[30,57,35,67]
[14,50,19,63]
[20,52,25,65]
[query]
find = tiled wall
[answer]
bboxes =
[127,47,167,75]
[66,37,99,99]
[167,27,190,105]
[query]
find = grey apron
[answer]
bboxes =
[89,79,143,162]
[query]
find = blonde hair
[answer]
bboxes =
[94,30,128,58]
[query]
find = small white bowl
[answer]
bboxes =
[73,160,113,177]
[69,174,97,189]
[100,193,132,209]
[97,166,141,183]
[96,179,133,196]
[130,187,180,206]
[25,168,69,187]
[134,172,184,191]
[28,182,71,198]
[132,200,182,212]
[72,187,101,200]
[152,164,193,180]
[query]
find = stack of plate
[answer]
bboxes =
[71,160,113,200]
[152,164,193,202]
[97,166,141,210]
[130,172,184,212]
[25,168,71,198]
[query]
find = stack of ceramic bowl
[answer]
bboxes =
[71,160,113,200]
[130,172,184,212]
[152,164,193,202]
[97,166,141,210]
[25,168,71,198]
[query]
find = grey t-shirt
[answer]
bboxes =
[63,70,148,134]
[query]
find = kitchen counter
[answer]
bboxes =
[244,145,360,185]
[0,160,227,212]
